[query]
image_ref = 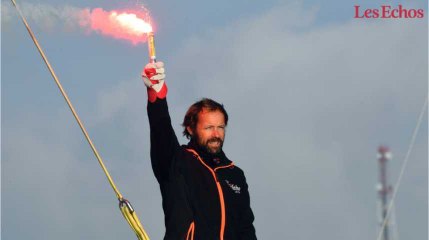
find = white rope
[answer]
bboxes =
[376,97,428,240]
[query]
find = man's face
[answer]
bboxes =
[188,109,226,154]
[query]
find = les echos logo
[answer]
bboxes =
[354,4,425,19]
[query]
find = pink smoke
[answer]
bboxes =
[85,8,153,45]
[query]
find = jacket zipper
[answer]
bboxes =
[186,221,195,240]
[186,149,234,240]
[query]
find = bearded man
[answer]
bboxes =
[142,61,257,240]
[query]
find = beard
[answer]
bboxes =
[194,134,224,155]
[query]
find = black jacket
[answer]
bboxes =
[147,99,257,240]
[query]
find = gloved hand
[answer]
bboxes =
[142,61,167,103]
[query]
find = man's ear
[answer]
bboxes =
[187,126,193,136]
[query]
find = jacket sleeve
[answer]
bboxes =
[147,98,180,182]
[238,176,257,240]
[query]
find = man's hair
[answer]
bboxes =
[182,98,229,139]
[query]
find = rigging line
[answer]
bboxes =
[10,0,123,200]
[376,96,428,240]
[11,2,151,238]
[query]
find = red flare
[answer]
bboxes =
[88,8,153,45]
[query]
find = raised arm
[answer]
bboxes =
[143,62,180,182]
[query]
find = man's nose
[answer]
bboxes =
[212,129,221,138]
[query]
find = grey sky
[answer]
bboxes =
[2,0,427,239]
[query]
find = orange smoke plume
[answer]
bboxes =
[89,8,153,45]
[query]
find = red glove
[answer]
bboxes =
[142,62,167,103]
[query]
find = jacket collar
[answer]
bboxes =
[185,140,232,169]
